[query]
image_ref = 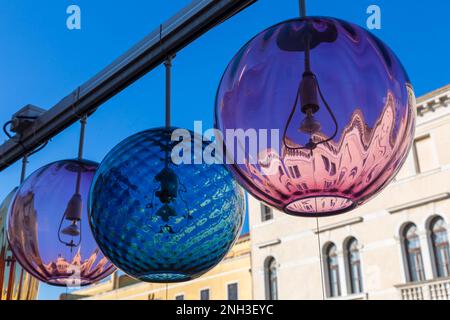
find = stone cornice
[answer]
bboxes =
[257,239,282,249]
[416,85,450,116]
[388,192,450,214]
[313,216,364,234]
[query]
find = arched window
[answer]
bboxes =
[264,257,278,300]
[403,224,425,282]
[429,217,450,278]
[325,243,341,297]
[345,238,363,294]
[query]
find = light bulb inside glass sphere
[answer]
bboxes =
[155,167,179,204]
[62,193,83,222]
[61,221,81,237]
[299,110,321,135]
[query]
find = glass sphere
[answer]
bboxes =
[7,160,116,287]
[1,188,39,300]
[215,17,416,217]
[89,127,245,283]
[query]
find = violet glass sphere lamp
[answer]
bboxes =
[89,127,245,283]
[215,17,416,217]
[7,160,116,287]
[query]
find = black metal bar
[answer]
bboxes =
[0,0,257,172]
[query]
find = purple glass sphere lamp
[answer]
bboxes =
[7,118,116,286]
[215,16,416,217]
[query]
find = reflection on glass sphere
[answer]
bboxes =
[215,17,416,217]
[7,160,116,287]
[1,189,39,300]
[89,127,245,283]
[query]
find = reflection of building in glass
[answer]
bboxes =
[41,248,109,283]
[244,90,414,215]
[61,234,252,300]
[0,189,39,300]
[9,190,110,286]
[249,85,450,300]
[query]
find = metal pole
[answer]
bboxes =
[20,155,28,184]
[76,116,87,194]
[300,0,306,17]
[0,0,257,172]
[164,57,173,129]
[78,116,87,161]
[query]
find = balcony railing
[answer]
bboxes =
[327,292,368,300]
[396,277,450,300]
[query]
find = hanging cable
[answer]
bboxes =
[3,116,49,156]
[76,115,87,193]
[57,116,87,249]
[299,0,306,18]
[315,215,326,300]
[28,141,48,156]
[3,116,39,139]
[162,56,174,170]
[20,154,28,184]
[160,23,175,130]
[3,121,13,139]
[282,0,339,154]
[149,27,191,236]
[78,115,87,161]
[164,57,172,129]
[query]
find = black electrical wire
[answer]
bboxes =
[29,141,49,156]
[313,74,339,146]
[282,14,339,153]
[3,116,49,156]
[3,121,13,139]
[282,76,339,153]
[299,0,306,17]
[57,116,86,249]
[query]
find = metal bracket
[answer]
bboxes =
[9,104,46,138]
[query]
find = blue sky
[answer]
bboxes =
[0,0,449,300]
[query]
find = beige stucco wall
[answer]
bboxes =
[249,85,450,300]
[65,234,252,300]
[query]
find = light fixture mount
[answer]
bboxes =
[9,104,46,137]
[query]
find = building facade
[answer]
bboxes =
[249,85,450,300]
[62,85,450,301]
[62,234,252,300]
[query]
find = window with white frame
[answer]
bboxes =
[264,257,278,300]
[403,223,426,282]
[429,217,450,278]
[345,238,363,294]
[325,243,341,298]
